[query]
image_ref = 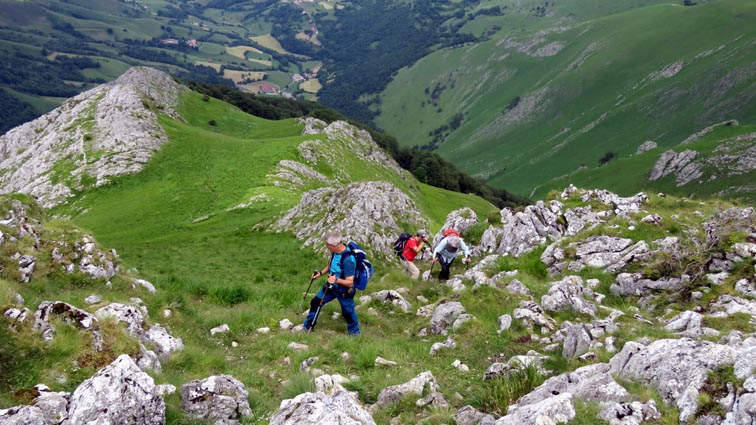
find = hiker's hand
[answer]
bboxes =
[311,271,321,279]
[464,257,471,263]
[327,274,337,284]
[431,257,438,263]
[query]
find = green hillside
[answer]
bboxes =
[534,123,756,200]
[375,0,756,197]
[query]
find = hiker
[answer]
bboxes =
[432,235,471,281]
[303,232,360,336]
[401,229,429,280]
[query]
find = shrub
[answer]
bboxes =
[208,119,217,126]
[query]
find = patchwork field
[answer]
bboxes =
[223,70,267,84]
[300,79,322,94]
[226,45,264,60]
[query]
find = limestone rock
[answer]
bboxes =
[270,384,375,425]
[180,375,253,423]
[374,371,439,409]
[33,301,102,351]
[454,405,497,425]
[609,338,739,422]
[541,275,598,317]
[429,302,466,335]
[273,181,427,256]
[369,290,412,312]
[67,354,165,424]
[496,392,575,424]
[0,67,185,208]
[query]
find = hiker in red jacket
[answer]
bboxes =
[401,229,428,279]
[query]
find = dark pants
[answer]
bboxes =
[438,257,454,281]
[303,286,360,335]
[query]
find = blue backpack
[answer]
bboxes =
[335,241,374,291]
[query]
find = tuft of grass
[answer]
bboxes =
[281,372,315,400]
[467,365,546,416]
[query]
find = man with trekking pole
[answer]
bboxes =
[303,232,361,336]
[432,235,471,281]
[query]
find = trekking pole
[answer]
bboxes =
[307,279,332,333]
[300,269,319,313]
[428,261,435,280]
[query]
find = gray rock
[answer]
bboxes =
[562,324,593,359]
[370,290,412,312]
[610,273,686,297]
[541,275,597,317]
[636,140,657,154]
[429,302,466,335]
[430,337,456,355]
[0,406,48,424]
[273,181,427,256]
[33,301,103,351]
[497,314,512,334]
[598,400,661,425]
[180,375,253,422]
[270,384,375,425]
[495,392,575,425]
[374,371,439,409]
[513,301,555,331]
[67,354,165,424]
[433,208,478,242]
[609,338,739,422]
[494,201,565,257]
[454,405,497,425]
[95,303,145,337]
[144,324,184,358]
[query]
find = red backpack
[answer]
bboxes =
[442,228,460,238]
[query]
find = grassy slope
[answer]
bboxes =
[42,92,497,420]
[534,123,756,200]
[375,0,756,197]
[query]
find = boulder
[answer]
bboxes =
[609,338,739,422]
[369,290,412,312]
[33,301,103,351]
[67,355,165,424]
[374,371,439,409]
[180,375,253,423]
[270,384,375,425]
[541,275,598,317]
[429,302,466,335]
[495,392,575,424]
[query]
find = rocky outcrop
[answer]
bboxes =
[636,140,657,154]
[0,67,186,207]
[609,338,744,422]
[180,375,253,423]
[649,149,702,186]
[273,181,427,256]
[66,355,165,424]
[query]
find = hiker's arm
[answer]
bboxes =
[327,274,354,288]
[313,266,329,278]
[411,239,427,253]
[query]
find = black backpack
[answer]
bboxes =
[393,232,413,257]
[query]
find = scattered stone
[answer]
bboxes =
[288,342,309,351]
[374,371,439,409]
[430,337,456,355]
[375,357,398,367]
[180,375,253,423]
[84,295,102,305]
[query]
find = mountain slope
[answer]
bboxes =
[375,0,756,197]
[5,67,756,424]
